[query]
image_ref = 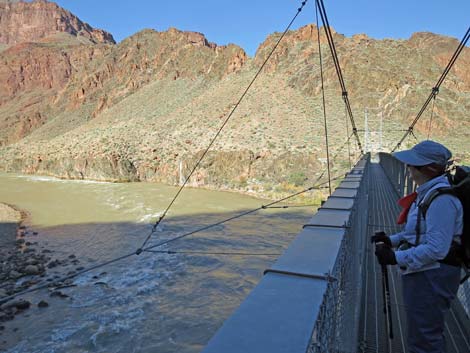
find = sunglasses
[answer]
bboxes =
[407,165,423,170]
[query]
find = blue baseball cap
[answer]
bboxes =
[392,140,452,166]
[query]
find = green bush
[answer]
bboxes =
[287,171,307,187]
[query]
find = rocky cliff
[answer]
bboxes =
[0,2,469,199]
[0,0,115,45]
[0,26,247,145]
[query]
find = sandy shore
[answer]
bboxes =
[0,203,24,247]
[0,203,23,223]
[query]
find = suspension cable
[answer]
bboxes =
[356,129,408,133]
[345,102,352,169]
[427,93,437,139]
[315,0,332,195]
[145,250,281,256]
[392,25,470,152]
[315,0,364,154]
[266,204,317,209]
[137,0,310,252]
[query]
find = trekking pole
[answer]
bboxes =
[381,265,387,314]
[382,264,394,339]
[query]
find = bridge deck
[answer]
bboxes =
[359,162,470,353]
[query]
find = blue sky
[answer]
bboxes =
[53,0,470,56]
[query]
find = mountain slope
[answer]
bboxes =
[0,2,469,199]
[0,0,115,45]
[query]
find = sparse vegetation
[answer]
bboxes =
[0,22,469,199]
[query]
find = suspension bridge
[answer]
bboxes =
[201,1,470,350]
[202,153,470,353]
[201,1,470,351]
[1,0,469,352]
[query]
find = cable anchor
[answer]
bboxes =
[298,0,307,12]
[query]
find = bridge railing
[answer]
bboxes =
[377,152,414,196]
[202,154,370,353]
[378,152,470,318]
[307,156,370,353]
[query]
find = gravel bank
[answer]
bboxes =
[0,203,82,349]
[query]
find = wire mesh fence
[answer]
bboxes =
[308,156,370,353]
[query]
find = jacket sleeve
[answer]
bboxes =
[389,232,405,247]
[395,194,461,271]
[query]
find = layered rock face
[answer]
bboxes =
[0,0,115,45]
[0,26,247,145]
[0,1,469,196]
[0,0,116,144]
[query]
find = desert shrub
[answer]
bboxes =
[288,171,307,186]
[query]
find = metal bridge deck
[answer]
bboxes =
[359,162,470,353]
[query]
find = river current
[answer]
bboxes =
[0,173,311,353]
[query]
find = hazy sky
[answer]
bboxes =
[53,0,470,56]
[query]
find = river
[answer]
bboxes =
[0,173,312,353]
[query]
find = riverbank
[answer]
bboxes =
[0,203,84,348]
[0,170,330,207]
[0,202,23,246]
[0,203,41,339]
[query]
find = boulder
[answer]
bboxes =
[50,291,68,298]
[37,300,49,308]
[0,311,14,322]
[14,300,30,310]
[1,299,30,311]
[8,270,21,279]
[23,265,40,275]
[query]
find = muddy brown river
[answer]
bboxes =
[0,173,312,353]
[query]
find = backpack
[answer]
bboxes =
[417,166,470,283]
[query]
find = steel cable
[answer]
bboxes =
[315,0,364,154]
[427,94,437,139]
[345,104,352,169]
[392,25,470,152]
[315,0,332,195]
[144,250,281,256]
[137,0,310,252]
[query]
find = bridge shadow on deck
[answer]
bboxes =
[359,162,470,353]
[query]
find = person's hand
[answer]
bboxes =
[370,231,392,247]
[375,244,397,266]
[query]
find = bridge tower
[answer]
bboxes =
[364,107,384,153]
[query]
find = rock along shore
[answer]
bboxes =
[0,203,83,348]
[0,203,23,246]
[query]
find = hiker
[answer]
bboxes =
[372,140,464,353]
